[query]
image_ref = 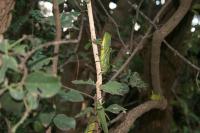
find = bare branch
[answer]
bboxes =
[62,85,95,100]
[52,0,62,76]
[97,0,126,48]
[110,0,172,80]
[109,99,167,133]
[86,0,103,103]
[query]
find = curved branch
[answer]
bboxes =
[151,0,192,94]
[109,99,167,133]
[130,2,200,74]
[110,0,172,81]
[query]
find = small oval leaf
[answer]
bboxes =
[25,71,61,98]
[53,114,76,131]
[39,112,55,127]
[59,90,84,102]
[105,104,126,114]
[9,86,24,100]
[27,92,39,110]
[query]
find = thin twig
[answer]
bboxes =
[62,85,94,100]
[86,0,103,103]
[58,18,84,69]
[110,42,144,80]
[164,41,200,71]
[110,0,171,80]
[75,54,80,80]
[11,100,31,133]
[52,0,62,76]
[111,0,199,81]
[130,0,144,47]
[4,118,11,133]
[196,72,200,90]
[0,88,7,96]
[108,112,126,126]
[45,127,52,133]
[9,35,28,49]
[18,39,81,85]
[74,17,84,53]
[130,3,200,72]
[96,0,126,48]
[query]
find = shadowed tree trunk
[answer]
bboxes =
[0,0,15,35]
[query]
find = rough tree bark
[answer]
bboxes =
[0,0,15,35]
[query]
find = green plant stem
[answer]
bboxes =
[11,100,31,133]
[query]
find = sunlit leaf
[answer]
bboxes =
[12,45,26,55]
[26,92,39,110]
[0,40,9,53]
[25,71,61,98]
[3,55,18,72]
[0,66,7,83]
[9,85,24,101]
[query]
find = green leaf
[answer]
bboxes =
[59,90,84,102]
[25,72,61,98]
[129,72,147,88]
[3,55,18,72]
[105,104,126,114]
[0,92,24,115]
[72,79,95,86]
[9,85,24,101]
[33,121,45,132]
[0,65,7,83]
[26,92,39,110]
[96,102,108,133]
[53,114,76,130]
[57,0,65,4]
[102,81,129,95]
[0,40,9,54]
[75,107,94,118]
[0,55,19,83]
[30,58,51,71]
[60,11,80,28]
[192,4,200,10]
[12,45,26,55]
[39,112,55,127]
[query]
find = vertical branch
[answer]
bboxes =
[151,0,192,95]
[52,0,62,76]
[86,0,103,103]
